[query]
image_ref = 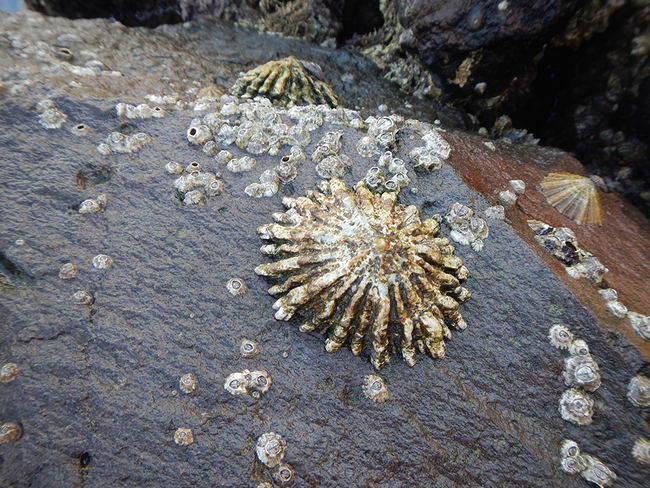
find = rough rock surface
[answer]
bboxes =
[1,10,649,488]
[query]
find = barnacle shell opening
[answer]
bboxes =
[255,178,471,370]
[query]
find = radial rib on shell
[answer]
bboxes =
[255,178,471,370]
[230,56,339,107]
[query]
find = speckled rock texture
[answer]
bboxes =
[0,10,648,488]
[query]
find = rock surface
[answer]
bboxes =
[0,10,648,488]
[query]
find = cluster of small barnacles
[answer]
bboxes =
[548,324,601,426]
[559,439,616,487]
[444,202,489,252]
[224,369,272,399]
[528,220,608,283]
[97,131,151,155]
[166,160,224,205]
[254,432,295,487]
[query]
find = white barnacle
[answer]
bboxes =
[548,324,574,349]
[627,375,650,407]
[255,178,471,370]
[240,339,259,358]
[362,374,389,403]
[563,354,601,392]
[559,388,594,426]
[226,278,248,296]
[255,432,286,468]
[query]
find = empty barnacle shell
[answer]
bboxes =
[632,438,650,465]
[173,427,194,446]
[548,324,574,349]
[559,388,594,426]
[539,172,602,226]
[231,56,339,107]
[255,432,287,468]
[0,423,22,443]
[255,178,471,370]
[0,363,19,383]
[627,375,650,407]
[240,339,260,358]
[179,373,197,394]
[563,354,601,391]
[226,278,248,296]
[58,262,78,279]
[272,463,295,486]
[362,375,389,403]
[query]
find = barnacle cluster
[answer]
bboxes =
[255,432,295,487]
[115,102,164,119]
[230,56,339,107]
[224,369,272,398]
[549,325,600,425]
[528,220,608,283]
[97,131,151,155]
[36,98,67,129]
[255,178,471,370]
[181,92,451,203]
[540,172,603,226]
[444,202,489,251]
[168,160,224,205]
[563,339,601,392]
[560,439,616,487]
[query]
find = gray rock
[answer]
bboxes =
[0,10,648,488]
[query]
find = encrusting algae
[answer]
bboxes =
[255,178,471,370]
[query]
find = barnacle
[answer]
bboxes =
[230,56,339,108]
[539,172,603,226]
[255,178,471,370]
